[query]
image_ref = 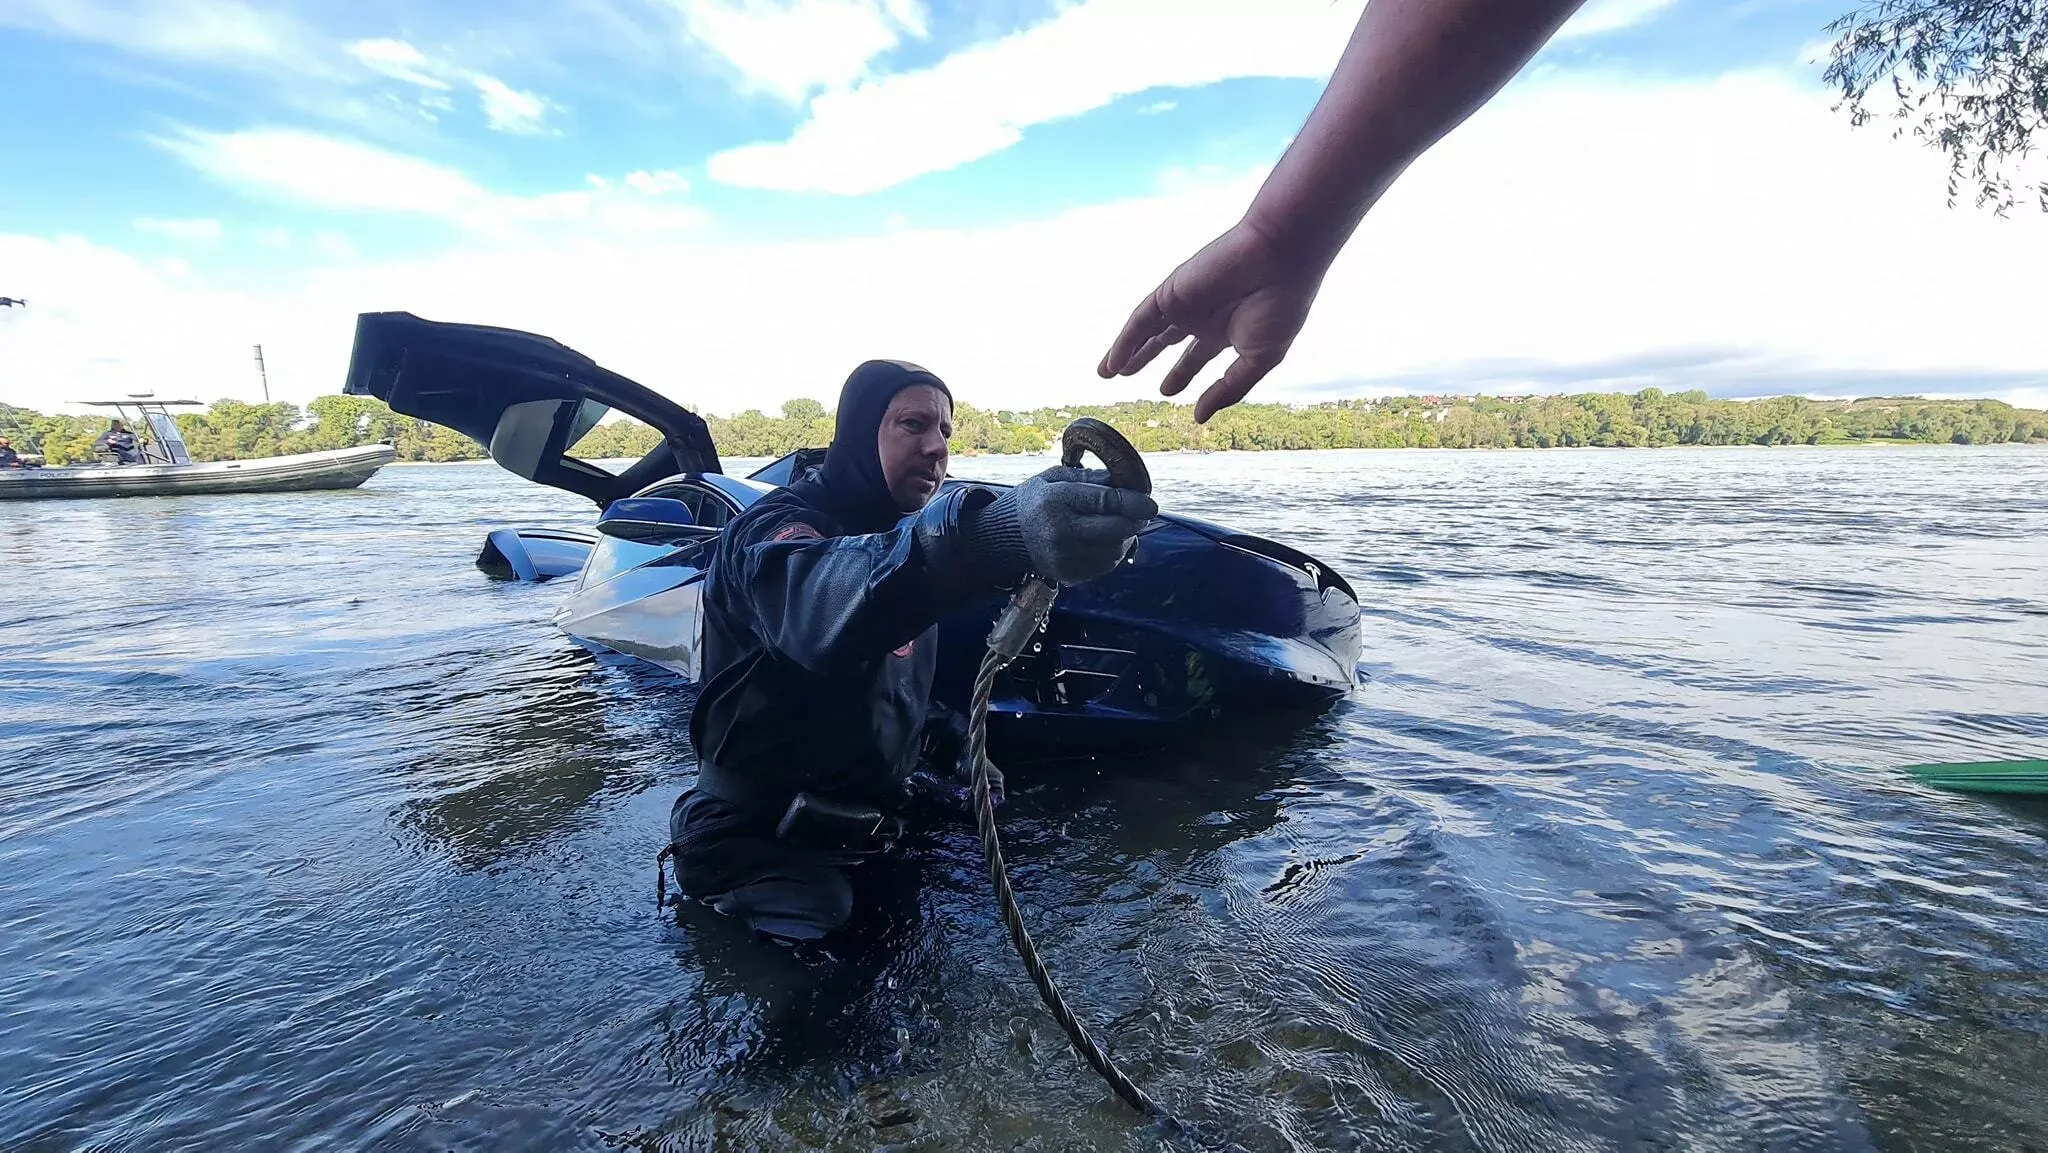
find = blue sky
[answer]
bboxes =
[2,0,2043,415]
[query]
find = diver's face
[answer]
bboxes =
[877,384,952,512]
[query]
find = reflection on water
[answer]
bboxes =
[3,446,2047,1152]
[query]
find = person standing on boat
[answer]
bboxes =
[1097,0,1589,422]
[0,436,21,469]
[94,420,143,465]
[664,359,1156,946]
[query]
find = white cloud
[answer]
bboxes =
[880,0,927,38]
[624,169,691,195]
[1295,68,2046,399]
[1140,100,1177,115]
[1553,0,1681,41]
[0,0,332,75]
[472,75,552,134]
[705,0,1364,195]
[0,8,560,136]
[680,0,930,104]
[310,231,360,263]
[132,216,225,245]
[346,38,452,90]
[343,36,555,134]
[0,234,280,408]
[1795,36,1836,69]
[151,127,705,238]
[8,69,2045,420]
[156,128,492,217]
[699,0,1682,198]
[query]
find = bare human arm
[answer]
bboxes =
[1097,0,1590,422]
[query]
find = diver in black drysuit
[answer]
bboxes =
[666,359,1157,945]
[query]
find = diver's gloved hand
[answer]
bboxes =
[965,465,1158,587]
[905,757,1002,814]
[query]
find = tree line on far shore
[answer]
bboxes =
[4,388,2042,467]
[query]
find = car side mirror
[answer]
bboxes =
[597,496,698,541]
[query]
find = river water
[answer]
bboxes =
[3,445,2045,1152]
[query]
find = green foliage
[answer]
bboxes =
[174,400,305,461]
[590,390,2048,457]
[0,405,105,464]
[5,391,2042,472]
[1823,0,2048,213]
[568,398,1051,461]
[168,397,487,463]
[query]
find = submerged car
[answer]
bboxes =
[342,311,1363,756]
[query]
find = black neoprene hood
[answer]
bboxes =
[814,358,953,533]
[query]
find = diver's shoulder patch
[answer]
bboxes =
[770,521,823,543]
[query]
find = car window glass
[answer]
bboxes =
[582,535,667,588]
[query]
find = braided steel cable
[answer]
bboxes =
[967,639,1164,1119]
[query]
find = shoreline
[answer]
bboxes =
[372,438,2047,468]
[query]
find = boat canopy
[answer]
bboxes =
[341,311,721,508]
[79,398,200,465]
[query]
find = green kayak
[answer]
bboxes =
[1905,760,2048,796]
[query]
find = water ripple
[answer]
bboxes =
[2,448,2046,1151]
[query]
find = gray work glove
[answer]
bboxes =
[964,465,1159,587]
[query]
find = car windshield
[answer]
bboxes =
[579,534,668,589]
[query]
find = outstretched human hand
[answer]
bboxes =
[1094,0,1588,423]
[1095,220,1326,424]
